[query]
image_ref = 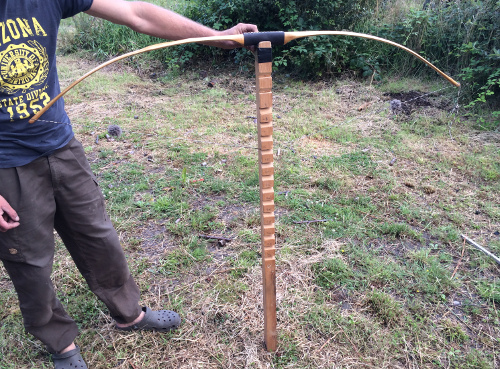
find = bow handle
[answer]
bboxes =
[243,32,285,46]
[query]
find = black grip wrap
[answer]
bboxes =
[257,48,272,64]
[243,32,285,46]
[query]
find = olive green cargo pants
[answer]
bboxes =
[0,138,142,353]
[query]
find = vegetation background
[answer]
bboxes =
[1,0,499,368]
[66,0,499,127]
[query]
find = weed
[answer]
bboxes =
[366,291,403,326]
[189,207,221,232]
[440,319,469,344]
[273,337,300,368]
[462,349,495,369]
[229,250,259,278]
[155,250,194,275]
[237,229,260,244]
[153,195,188,218]
[378,221,421,240]
[477,280,500,303]
[313,177,343,191]
[314,151,378,176]
[312,258,356,290]
[213,280,248,304]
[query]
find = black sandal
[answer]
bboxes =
[116,307,181,332]
[51,345,87,369]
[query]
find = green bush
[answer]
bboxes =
[63,13,170,69]
[366,0,500,113]
[184,0,377,76]
[67,0,499,119]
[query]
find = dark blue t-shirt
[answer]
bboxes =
[0,0,93,168]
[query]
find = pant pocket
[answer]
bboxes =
[0,228,25,262]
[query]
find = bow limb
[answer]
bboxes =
[30,30,459,124]
[29,34,245,123]
[282,31,460,88]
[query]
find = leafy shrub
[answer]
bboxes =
[184,0,377,76]
[366,0,500,112]
[67,0,499,119]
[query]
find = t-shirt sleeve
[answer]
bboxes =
[59,0,94,19]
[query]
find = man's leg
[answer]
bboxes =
[49,138,142,324]
[50,139,179,332]
[0,158,79,354]
[1,259,79,353]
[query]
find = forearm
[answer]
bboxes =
[86,1,218,40]
[86,0,257,48]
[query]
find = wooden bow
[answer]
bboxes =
[29,30,460,124]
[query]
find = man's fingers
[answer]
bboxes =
[0,209,20,232]
[0,207,19,222]
[235,23,258,34]
[0,219,20,232]
[214,23,259,49]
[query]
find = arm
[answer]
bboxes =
[85,0,258,49]
[0,195,20,232]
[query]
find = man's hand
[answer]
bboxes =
[211,23,258,49]
[0,195,20,232]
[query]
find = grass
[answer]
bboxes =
[1,42,499,369]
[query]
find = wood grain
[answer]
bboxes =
[255,41,277,352]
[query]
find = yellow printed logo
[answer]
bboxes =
[0,41,48,94]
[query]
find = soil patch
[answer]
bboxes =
[384,90,448,115]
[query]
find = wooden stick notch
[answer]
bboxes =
[255,41,277,352]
